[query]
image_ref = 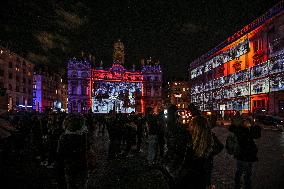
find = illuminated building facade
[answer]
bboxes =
[68,58,92,113]
[189,1,284,116]
[165,81,190,109]
[0,47,34,110]
[33,71,68,112]
[68,40,162,114]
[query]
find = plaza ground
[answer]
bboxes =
[1,126,284,189]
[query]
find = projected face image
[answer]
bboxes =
[92,82,142,113]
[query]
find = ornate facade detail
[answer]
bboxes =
[68,41,162,114]
[67,58,92,113]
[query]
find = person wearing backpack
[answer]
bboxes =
[228,112,261,189]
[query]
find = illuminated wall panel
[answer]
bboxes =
[251,78,269,95]
[92,82,142,113]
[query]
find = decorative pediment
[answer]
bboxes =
[109,64,126,74]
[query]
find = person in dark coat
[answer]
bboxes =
[145,107,159,165]
[229,117,260,189]
[157,110,166,158]
[57,115,88,189]
[106,111,123,159]
[162,104,190,185]
[123,115,137,157]
[135,114,145,152]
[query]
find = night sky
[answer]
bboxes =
[0,0,280,81]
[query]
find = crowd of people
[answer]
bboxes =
[0,104,261,189]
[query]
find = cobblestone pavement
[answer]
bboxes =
[86,132,169,189]
[87,127,284,189]
[2,127,284,189]
[211,127,284,189]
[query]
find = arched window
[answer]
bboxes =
[81,72,88,78]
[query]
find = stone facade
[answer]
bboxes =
[0,47,34,110]
[33,71,67,112]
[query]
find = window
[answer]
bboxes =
[262,99,265,107]
[16,97,19,106]
[257,100,261,107]
[16,75,19,82]
[253,37,263,53]
[16,86,19,92]
[82,86,87,95]
[23,78,26,83]
[9,62,12,68]
[8,84,12,90]
[73,101,76,106]
[9,73,13,79]
[253,41,258,52]
[81,72,88,78]
[23,88,26,93]
[28,79,31,84]
[72,86,77,95]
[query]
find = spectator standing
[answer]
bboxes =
[229,115,261,189]
[135,113,145,152]
[123,115,137,157]
[145,107,159,165]
[157,110,166,158]
[57,115,89,189]
[176,115,223,189]
[163,105,189,180]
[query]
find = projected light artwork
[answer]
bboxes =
[92,82,142,113]
[67,40,162,114]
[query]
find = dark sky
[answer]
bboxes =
[0,0,280,81]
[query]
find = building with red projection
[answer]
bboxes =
[189,1,284,116]
[68,40,162,114]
